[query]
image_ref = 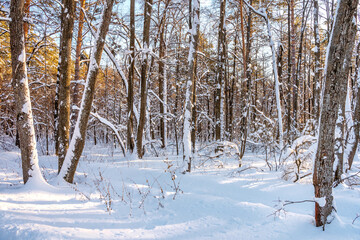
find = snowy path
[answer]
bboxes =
[0,147,360,239]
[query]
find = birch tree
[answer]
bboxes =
[215,0,226,144]
[313,0,357,227]
[183,0,200,172]
[244,0,284,151]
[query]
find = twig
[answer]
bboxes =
[333,171,360,188]
[352,214,360,224]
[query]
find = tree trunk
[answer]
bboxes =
[9,0,45,184]
[158,1,170,149]
[137,0,153,158]
[290,0,297,129]
[215,0,226,144]
[229,33,237,141]
[313,0,321,121]
[239,3,252,161]
[286,1,292,140]
[240,0,246,77]
[347,41,360,170]
[127,0,136,153]
[174,33,181,155]
[183,0,200,172]
[58,0,115,183]
[57,0,75,172]
[295,0,310,127]
[313,0,357,227]
[277,44,284,100]
[72,0,86,133]
[23,0,31,41]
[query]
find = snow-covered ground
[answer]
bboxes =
[1,145,360,240]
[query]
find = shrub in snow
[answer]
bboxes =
[282,135,317,182]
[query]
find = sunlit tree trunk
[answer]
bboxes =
[313,0,357,227]
[58,0,115,183]
[72,0,86,133]
[57,0,75,172]
[10,0,45,184]
[290,0,297,130]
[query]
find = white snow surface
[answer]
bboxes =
[1,145,360,239]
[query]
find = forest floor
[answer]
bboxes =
[0,144,360,239]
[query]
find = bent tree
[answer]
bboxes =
[9,0,45,184]
[244,0,284,151]
[58,0,115,183]
[313,0,358,228]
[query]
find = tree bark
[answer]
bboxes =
[72,0,86,129]
[347,41,360,170]
[290,0,297,129]
[239,2,252,161]
[313,0,357,227]
[313,0,321,121]
[158,0,170,149]
[215,0,226,143]
[127,0,136,153]
[286,1,292,140]
[183,0,200,172]
[10,0,44,184]
[23,0,31,40]
[57,0,75,172]
[294,0,310,126]
[137,0,153,158]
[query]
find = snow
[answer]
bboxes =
[343,82,355,164]
[263,11,284,151]
[183,79,192,163]
[1,146,360,239]
[315,197,326,207]
[21,100,31,113]
[18,50,25,63]
[312,46,318,53]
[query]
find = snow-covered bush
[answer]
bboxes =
[282,135,317,182]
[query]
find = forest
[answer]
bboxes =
[0,0,360,239]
